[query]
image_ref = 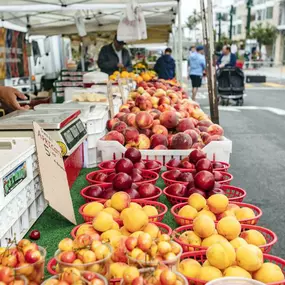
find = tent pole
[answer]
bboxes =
[177,0,182,82]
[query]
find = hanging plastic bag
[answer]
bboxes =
[117,0,147,42]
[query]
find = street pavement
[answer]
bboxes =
[196,87,285,258]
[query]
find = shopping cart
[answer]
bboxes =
[217,67,245,106]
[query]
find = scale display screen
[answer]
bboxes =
[61,119,87,150]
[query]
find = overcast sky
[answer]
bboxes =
[181,0,200,24]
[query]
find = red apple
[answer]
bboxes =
[102,161,116,169]
[105,173,117,183]
[112,173,133,191]
[167,158,180,168]
[144,160,160,170]
[179,161,195,170]
[29,230,40,240]
[115,158,134,174]
[124,188,141,199]
[99,189,116,199]
[165,170,181,180]
[92,172,108,183]
[194,171,215,191]
[124,128,140,143]
[154,145,168,150]
[166,184,187,197]
[134,161,145,170]
[171,133,192,149]
[137,183,157,198]
[24,249,41,264]
[125,148,142,163]
[150,134,168,149]
[188,149,206,164]
[186,187,207,198]
[212,162,225,170]
[214,182,221,189]
[213,171,224,181]
[131,171,143,182]
[178,172,194,184]
[86,185,103,197]
[196,158,213,172]
[207,188,226,198]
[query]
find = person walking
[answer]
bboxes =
[154,48,176,80]
[188,45,206,101]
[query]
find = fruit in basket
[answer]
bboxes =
[178,258,201,278]
[167,158,180,168]
[107,118,120,131]
[187,187,207,198]
[180,231,201,246]
[166,170,181,180]
[189,149,206,164]
[0,266,15,284]
[112,121,128,134]
[167,184,187,197]
[230,237,248,249]
[188,193,207,211]
[223,266,252,278]
[179,160,195,170]
[92,212,114,232]
[178,172,194,184]
[236,244,263,272]
[217,216,241,240]
[103,130,125,145]
[240,230,266,247]
[125,147,142,163]
[207,124,224,136]
[143,205,158,217]
[125,188,141,199]
[92,172,108,183]
[124,128,140,143]
[207,188,226,198]
[137,183,157,198]
[193,215,215,238]
[86,185,103,198]
[152,124,168,136]
[197,266,222,282]
[150,134,168,149]
[143,223,160,239]
[115,158,133,174]
[194,171,215,191]
[184,129,199,143]
[160,111,179,129]
[110,262,129,278]
[100,188,117,199]
[136,111,153,129]
[123,266,140,284]
[171,133,192,149]
[105,172,117,183]
[212,162,224,170]
[178,205,197,219]
[112,173,132,191]
[176,118,195,132]
[83,202,104,216]
[235,207,256,222]
[196,158,213,172]
[253,262,285,283]
[206,240,236,270]
[111,192,131,211]
[201,234,228,247]
[123,208,148,233]
[134,161,145,170]
[144,160,160,170]
[207,194,229,214]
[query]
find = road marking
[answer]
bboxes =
[205,106,285,115]
[262,82,285,88]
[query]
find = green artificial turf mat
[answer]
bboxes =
[24,168,177,277]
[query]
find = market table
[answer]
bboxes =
[25,167,176,277]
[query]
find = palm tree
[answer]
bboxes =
[186,9,201,30]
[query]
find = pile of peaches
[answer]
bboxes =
[102,79,224,150]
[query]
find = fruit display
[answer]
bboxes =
[44,268,107,285]
[0,266,27,285]
[171,193,262,226]
[0,239,46,285]
[54,235,112,274]
[179,245,285,284]
[79,195,167,223]
[102,79,224,150]
[121,266,188,285]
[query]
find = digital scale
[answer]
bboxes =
[0,110,87,156]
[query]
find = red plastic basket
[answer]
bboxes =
[79,200,168,223]
[161,170,192,186]
[171,202,263,226]
[217,171,233,185]
[86,169,159,186]
[220,185,247,202]
[70,221,172,239]
[163,186,188,205]
[180,250,285,285]
[173,224,277,253]
[47,258,57,275]
[99,159,163,174]
[165,163,196,172]
[80,185,162,203]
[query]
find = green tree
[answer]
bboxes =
[186,9,201,30]
[250,23,278,50]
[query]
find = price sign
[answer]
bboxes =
[33,122,77,225]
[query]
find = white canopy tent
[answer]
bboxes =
[0,0,183,80]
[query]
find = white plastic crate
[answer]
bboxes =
[97,137,232,168]
[83,141,102,168]
[84,107,109,135]
[87,129,107,149]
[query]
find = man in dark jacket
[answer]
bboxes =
[97,35,132,75]
[154,48,176,80]
[217,45,237,68]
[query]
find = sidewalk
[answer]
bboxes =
[244,66,285,84]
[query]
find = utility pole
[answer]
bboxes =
[229,5,234,40]
[200,0,219,124]
[218,13,222,42]
[246,0,253,38]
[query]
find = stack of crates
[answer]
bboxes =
[54,70,87,103]
[0,138,47,246]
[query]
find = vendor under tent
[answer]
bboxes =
[0,0,183,81]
